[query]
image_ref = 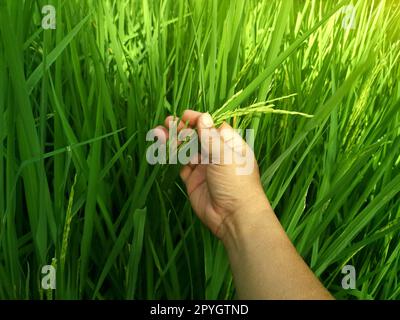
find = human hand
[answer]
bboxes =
[154,110,332,300]
[154,110,271,242]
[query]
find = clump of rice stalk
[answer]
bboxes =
[211,92,312,127]
[162,93,312,164]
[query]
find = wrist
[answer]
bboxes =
[219,194,283,252]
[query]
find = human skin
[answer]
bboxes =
[154,110,333,300]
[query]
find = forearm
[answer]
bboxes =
[221,197,333,300]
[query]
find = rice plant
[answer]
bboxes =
[0,0,399,299]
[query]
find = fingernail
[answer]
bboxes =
[201,113,214,128]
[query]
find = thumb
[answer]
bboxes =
[197,112,214,133]
[196,113,220,164]
[218,122,249,156]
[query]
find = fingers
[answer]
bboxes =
[159,111,231,165]
[180,164,207,195]
[218,122,248,156]
[159,111,213,153]
[188,152,200,169]
[196,112,214,133]
[180,165,192,184]
[164,116,186,131]
[153,126,169,144]
[163,110,213,134]
[157,110,255,177]
[180,153,200,183]
[165,110,204,131]
[161,114,192,149]
[163,112,202,149]
[181,110,202,127]
[199,120,251,165]
[195,113,219,163]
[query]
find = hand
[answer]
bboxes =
[155,110,333,300]
[155,110,270,241]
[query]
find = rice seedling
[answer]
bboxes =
[0,0,399,300]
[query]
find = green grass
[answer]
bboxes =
[0,0,399,299]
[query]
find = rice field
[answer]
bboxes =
[0,0,399,299]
